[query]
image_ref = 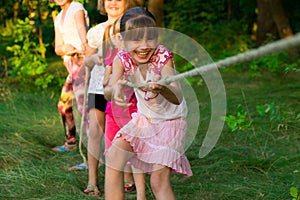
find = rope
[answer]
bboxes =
[78,67,90,166]
[126,32,300,87]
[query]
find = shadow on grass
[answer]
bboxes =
[0,71,299,199]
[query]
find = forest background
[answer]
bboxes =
[0,0,300,199]
[1,0,300,87]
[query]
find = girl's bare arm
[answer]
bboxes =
[104,57,126,102]
[148,59,183,105]
[74,9,87,53]
[103,65,112,87]
[54,26,66,56]
[84,46,101,68]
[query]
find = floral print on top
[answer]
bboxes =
[118,45,173,101]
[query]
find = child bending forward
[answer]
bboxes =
[104,7,192,200]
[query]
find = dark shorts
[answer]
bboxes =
[88,93,107,112]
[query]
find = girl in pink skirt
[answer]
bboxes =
[103,18,146,199]
[104,7,192,200]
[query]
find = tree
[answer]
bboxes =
[256,0,293,46]
[148,0,164,27]
[270,0,293,38]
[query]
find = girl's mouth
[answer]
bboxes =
[136,50,151,59]
[109,7,119,10]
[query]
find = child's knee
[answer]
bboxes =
[150,171,164,188]
[150,168,171,193]
[105,138,134,169]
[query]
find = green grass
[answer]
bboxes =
[0,70,299,200]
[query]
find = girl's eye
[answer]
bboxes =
[131,41,141,45]
[147,40,156,43]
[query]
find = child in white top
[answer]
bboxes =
[104,7,192,200]
[52,0,88,152]
[82,0,141,197]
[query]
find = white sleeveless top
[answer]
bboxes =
[86,22,109,94]
[55,1,89,51]
[117,45,188,123]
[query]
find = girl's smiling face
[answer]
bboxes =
[54,0,71,6]
[104,0,126,19]
[124,32,158,65]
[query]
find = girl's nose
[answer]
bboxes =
[138,38,150,49]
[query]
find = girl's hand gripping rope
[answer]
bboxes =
[113,79,133,108]
[143,82,164,94]
[84,53,103,70]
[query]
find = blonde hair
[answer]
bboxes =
[112,17,121,36]
[98,0,142,15]
[103,17,122,61]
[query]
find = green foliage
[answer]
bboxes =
[164,0,300,77]
[164,0,256,63]
[223,104,252,132]
[173,55,203,86]
[5,18,53,89]
[256,101,289,130]
[290,170,300,200]
[2,69,300,199]
[256,101,282,122]
[165,0,226,38]
[199,20,254,61]
[290,187,300,200]
[248,51,300,77]
[1,0,300,89]
[285,57,300,74]
[285,0,300,32]
[256,101,299,131]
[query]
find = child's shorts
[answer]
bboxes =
[88,93,107,112]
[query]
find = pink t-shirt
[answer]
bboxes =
[105,48,138,118]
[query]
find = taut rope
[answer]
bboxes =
[126,32,300,88]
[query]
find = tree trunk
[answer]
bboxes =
[148,0,164,27]
[256,0,293,46]
[256,0,277,46]
[135,0,144,6]
[37,0,46,58]
[13,2,19,23]
[227,0,232,21]
[269,0,293,39]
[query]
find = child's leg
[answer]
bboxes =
[124,165,135,191]
[87,108,105,187]
[132,166,146,200]
[150,165,175,200]
[105,137,134,200]
[58,76,76,145]
[52,76,76,152]
[105,115,136,192]
[70,56,86,116]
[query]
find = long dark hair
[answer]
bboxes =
[120,7,157,41]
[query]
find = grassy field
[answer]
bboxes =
[0,68,299,199]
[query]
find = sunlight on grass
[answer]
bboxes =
[0,71,299,199]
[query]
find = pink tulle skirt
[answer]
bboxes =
[114,113,193,177]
